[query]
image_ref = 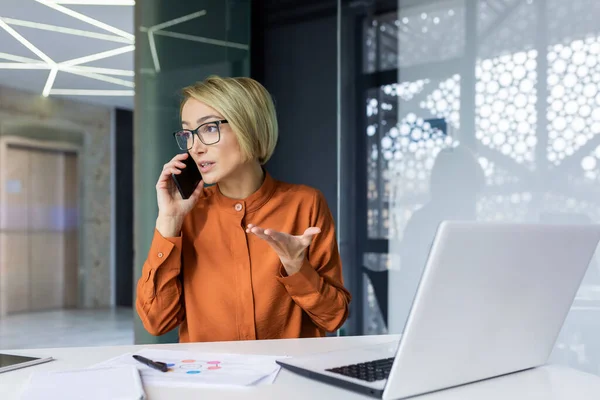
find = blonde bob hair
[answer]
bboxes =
[181,76,278,165]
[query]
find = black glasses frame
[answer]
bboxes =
[173,119,228,150]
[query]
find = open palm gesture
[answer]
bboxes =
[246,224,321,275]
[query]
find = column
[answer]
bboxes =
[133,0,250,344]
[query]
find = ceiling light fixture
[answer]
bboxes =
[0,19,55,66]
[0,63,49,69]
[42,67,59,97]
[149,10,206,32]
[147,32,160,73]
[0,1,135,99]
[61,65,134,76]
[60,44,134,67]
[63,68,134,87]
[36,0,135,41]
[154,30,249,50]
[41,0,135,5]
[50,89,134,96]
[143,10,207,73]
[1,17,132,44]
[0,52,44,63]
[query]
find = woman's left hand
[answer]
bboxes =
[246,224,321,276]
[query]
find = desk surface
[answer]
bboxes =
[1,335,600,399]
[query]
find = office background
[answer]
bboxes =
[0,0,598,377]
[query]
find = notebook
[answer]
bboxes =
[21,365,146,400]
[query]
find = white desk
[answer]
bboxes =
[2,335,600,399]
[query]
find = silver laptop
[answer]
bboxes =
[277,221,600,399]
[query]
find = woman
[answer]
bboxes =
[136,76,351,342]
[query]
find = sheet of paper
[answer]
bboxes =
[93,348,287,388]
[21,365,145,400]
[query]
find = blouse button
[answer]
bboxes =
[157,252,164,258]
[234,203,243,212]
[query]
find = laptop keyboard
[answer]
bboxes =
[325,357,394,382]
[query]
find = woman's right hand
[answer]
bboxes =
[155,153,203,237]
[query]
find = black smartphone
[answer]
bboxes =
[171,152,202,199]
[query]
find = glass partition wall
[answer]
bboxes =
[339,0,600,376]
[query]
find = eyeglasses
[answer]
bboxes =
[173,120,228,150]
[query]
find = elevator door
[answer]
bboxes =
[0,144,78,314]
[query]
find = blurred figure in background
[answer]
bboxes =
[396,145,485,331]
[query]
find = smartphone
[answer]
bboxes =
[171,152,202,199]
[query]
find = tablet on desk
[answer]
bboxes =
[0,353,53,373]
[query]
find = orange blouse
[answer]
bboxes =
[136,171,351,342]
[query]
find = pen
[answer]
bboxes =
[132,355,169,372]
